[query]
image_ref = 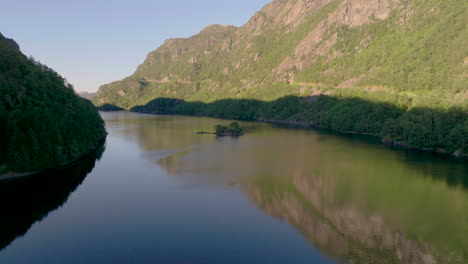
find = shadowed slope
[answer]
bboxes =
[127,96,467,157]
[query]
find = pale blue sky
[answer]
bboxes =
[1,0,271,92]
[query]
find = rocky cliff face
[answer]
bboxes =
[94,0,467,109]
[134,24,238,81]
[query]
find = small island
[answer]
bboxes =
[197,122,244,137]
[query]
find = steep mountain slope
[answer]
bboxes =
[0,33,106,175]
[94,0,467,155]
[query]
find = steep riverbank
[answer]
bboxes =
[118,95,467,160]
[105,106,465,160]
[0,135,107,181]
[260,118,468,159]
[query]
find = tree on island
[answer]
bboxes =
[215,122,244,135]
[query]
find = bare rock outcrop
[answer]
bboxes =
[276,0,401,75]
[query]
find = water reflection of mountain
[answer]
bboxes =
[245,170,467,264]
[118,112,467,263]
[152,130,467,263]
[112,112,467,191]
[0,144,104,251]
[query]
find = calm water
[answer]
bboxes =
[0,112,467,264]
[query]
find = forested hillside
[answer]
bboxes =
[0,33,106,175]
[94,0,467,156]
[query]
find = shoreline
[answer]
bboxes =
[129,110,467,160]
[263,118,468,160]
[258,118,468,159]
[196,131,244,136]
[0,134,107,181]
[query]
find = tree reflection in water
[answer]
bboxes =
[0,144,105,251]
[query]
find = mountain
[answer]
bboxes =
[78,92,96,100]
[0,33,106,175]
[94,0,467,156]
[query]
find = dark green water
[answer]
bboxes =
[0,112,467,264]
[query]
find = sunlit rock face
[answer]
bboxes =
[94,0,466,109]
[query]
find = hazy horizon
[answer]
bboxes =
[1,0,271,92]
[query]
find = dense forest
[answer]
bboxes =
[0,33,106,175]
[94,0,467,156]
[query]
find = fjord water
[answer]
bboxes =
[0,112,467,264]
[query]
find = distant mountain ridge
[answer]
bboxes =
[94,0,467,156]
[79,92,96,100]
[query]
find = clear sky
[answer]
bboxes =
[1,0,271,92]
